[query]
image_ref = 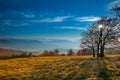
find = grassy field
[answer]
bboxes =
[0,55,120,80]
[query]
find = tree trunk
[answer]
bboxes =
[100,43,105,57]
[97,44,100,57]
[92,48,95,57]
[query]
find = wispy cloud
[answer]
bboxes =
[32,16,71,23]
[54,26,86,30]
[75,16,101,22]
[7,10,35,18]
[3,20,30,27]
[20,12,35,18]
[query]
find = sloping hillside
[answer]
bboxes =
[0,48,26,57]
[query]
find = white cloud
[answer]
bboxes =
[3,20,30,27]
[32,16,71,23]
[54,26,86,30]
[7,10,35,18]
[75,16,101,22]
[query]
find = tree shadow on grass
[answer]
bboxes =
[97,59,110,80]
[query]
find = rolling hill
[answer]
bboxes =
[0,48,26,57]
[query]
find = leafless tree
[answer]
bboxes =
[81,17,120,57]
[67,49,74,56]
[54,49,59,55]
[81,25,96,57]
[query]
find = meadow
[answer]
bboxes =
[0,55,120,80]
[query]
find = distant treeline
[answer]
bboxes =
[0,48,93,59]
[39,49,93,56]
[1,48,119,59]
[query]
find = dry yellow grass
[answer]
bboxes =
[0,55,120,80]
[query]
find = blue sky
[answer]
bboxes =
[0,0,119,51]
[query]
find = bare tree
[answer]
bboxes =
[54,49,59,55]
[29,53,33,57]
[81,4,120,57]
[67,49,74,56]
[97,17,119,57]
[81,17,120,57]
[81,26,96,57]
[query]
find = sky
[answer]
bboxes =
[0,0,120,51]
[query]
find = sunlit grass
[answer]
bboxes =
[0,55,120,80]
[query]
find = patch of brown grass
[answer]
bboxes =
[0,55,120,80]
